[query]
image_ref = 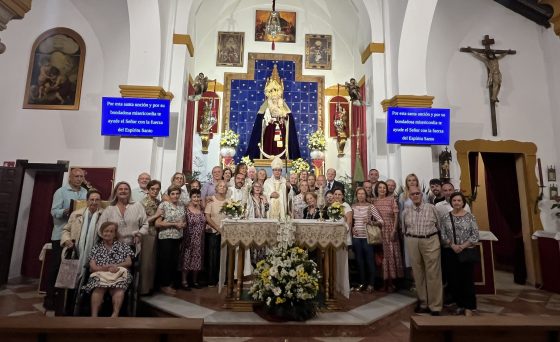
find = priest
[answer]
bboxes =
[263,156,290,219]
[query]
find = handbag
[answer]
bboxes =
[55,247,80,289]
[450,213,480,263]
[366,223,382,245]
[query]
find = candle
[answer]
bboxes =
[538,158,544,185]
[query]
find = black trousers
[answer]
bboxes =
[45,240,62,303]
[204,232,221,285]
[445,247,477,310]
[158,238,181,288]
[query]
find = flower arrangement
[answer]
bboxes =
[240,155,254,167]
[220,129,239,148]
[290,158,310,174]
[327,201,345,221]
[307,130,326,151]
[220,199,243,218]
[250,245,320,321]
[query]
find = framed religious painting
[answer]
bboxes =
[305,34,332,70]
[23,27,86,110]
[216,31,244,67]
[548,165,556,182]
[255,10,296,43]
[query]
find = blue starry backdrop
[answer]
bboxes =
[229,59,319,164]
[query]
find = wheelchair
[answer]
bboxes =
[72,250,141,317]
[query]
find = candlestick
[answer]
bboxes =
[538,158,544,186]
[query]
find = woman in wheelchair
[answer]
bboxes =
[82,221,134,317]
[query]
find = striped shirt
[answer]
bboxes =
[351,204,383,239]
[402,203,439,236]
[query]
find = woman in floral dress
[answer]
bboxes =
[180,188,206,289]
[373,181,404,292]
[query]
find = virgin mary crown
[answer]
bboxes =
[264,64,284,97]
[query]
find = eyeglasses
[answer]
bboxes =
[410,192,422,196]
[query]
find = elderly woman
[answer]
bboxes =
[139,180,162,295]
[441,192,480,316]
[98,181,148,250]
[292,180,309,219]
[373,181,403,292]
[164,172,190,206]
[351,187,383,293]
[180,188,206,290]
[83,221,134,317]
[256,168,268,185]
[302,192,325,220]
[204,179,228,287]
[61,189,103,283]
[156,185,186,295]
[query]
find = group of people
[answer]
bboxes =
[44,161,479,317]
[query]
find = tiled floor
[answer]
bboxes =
[1,271,559,341]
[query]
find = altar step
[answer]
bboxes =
[140,292,417,338]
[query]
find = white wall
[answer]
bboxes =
[427,0,559,190]
[0,0,129,168]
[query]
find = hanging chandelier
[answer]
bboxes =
[264,0,281,50]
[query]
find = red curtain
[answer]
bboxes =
[351,85,368,177]
[183,82,196,173]
[21,172,60,278]
[81,167,115,200]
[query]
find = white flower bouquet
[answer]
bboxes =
[220,129,240,148]
[290,158,310,174]
[240,155,254,167]
[220,199,243,218]
[327,201,345,221]
[250,245,320,321]
[306,130,326,151]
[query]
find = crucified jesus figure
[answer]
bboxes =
[463,47,513,103]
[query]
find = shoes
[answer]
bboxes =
[352,284,366,292]
[161,286,177,296]
[431,311,441,316]
[192,282,203,289]
[181,282,192,291]
[453,308,465,316]
[414,306,431,314]
[464,309,473,316]
[43,297,55,311]
[366,285,375,293]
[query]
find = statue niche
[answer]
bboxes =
[245,64,301,161]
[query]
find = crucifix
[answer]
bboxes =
[460,35,516,136]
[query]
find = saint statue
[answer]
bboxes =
[246,64,301,160]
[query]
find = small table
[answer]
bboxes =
[532,230,560,293]
[219,219,349,311]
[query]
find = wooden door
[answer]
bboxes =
[0,166,24,286]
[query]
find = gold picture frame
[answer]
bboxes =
[216,31,244,67]
[255,10,296,43]
[305,34,332,70]
[23,27,86,110]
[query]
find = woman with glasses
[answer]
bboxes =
[139,180,162,295]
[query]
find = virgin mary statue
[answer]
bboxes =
[245,65,301,160]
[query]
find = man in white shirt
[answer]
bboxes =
[131,172,151,202]
[228,172,248,205]
[435,182,471,220]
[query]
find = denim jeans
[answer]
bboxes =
[352,237,376,286]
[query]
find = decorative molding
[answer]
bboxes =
[119,85,174,100]
[173,33,194,57]
[360,42,385,64]
[325,84,349,97]
[540,0,560,36]
[0,0,31,18]
[222,52,324,131]
[380,95,434,112]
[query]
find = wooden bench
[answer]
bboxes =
[410,316,560,342]
[0,317,203,342]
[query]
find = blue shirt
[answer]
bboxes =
[50,184,87,240]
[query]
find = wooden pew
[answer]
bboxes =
[410,316,560,342]
[0,317,203,342]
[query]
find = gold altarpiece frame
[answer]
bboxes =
[222,53,325,167]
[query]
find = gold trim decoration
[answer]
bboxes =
[173,33,194,57]
[361,42,385,64]
[325,84,349,97]
[539,0,560,36]
[119,85,174,100]
[222,53,325,161]
[381,95,434,112]
[455,139,541,286]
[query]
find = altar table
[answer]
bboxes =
[219,219,350,311]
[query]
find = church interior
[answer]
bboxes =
[1,0,560,340]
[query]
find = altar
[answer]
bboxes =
[218,219,350,311]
